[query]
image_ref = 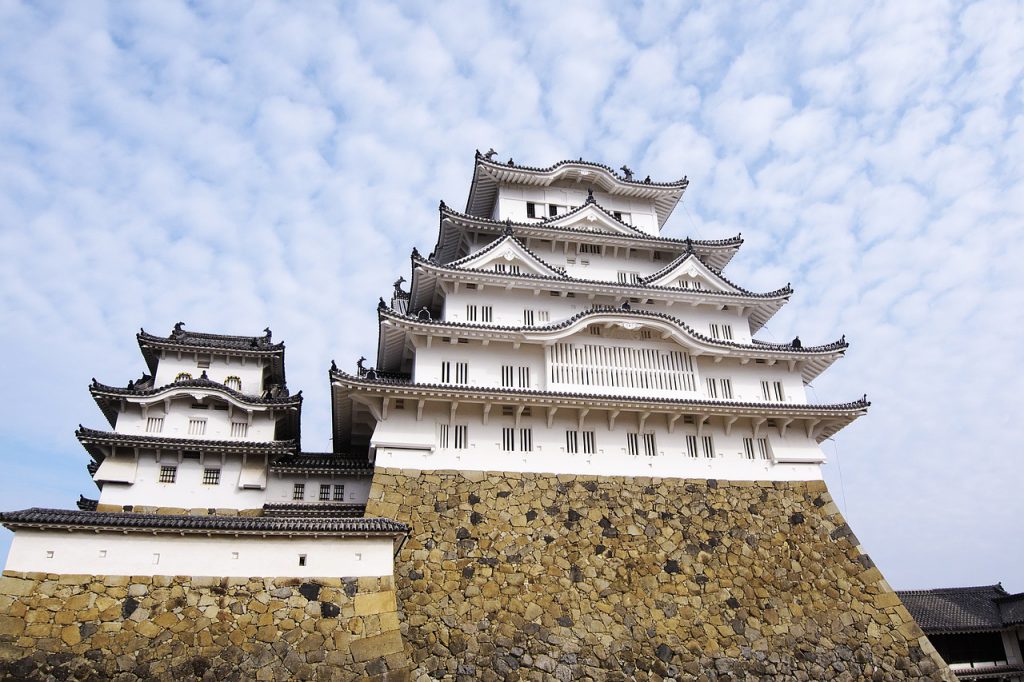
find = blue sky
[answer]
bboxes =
[1,0,1021,591]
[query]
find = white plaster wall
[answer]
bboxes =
[371,403,826,481]
[495,184,659,234]
[265,475,372,504]
[113,400,280,440]
[413,341,546,389]
[410,335,809,404]
[98,455,271,509]
[154,355,267,394]
[441,287,751,340]
[5,530,395,577]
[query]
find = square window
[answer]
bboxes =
[159,465,177,483]
[202,468,221,485]
[333,484,345,501]
[292,483,305,500]
[319,484,331,501]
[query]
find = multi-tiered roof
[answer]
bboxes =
[331,152,868,466]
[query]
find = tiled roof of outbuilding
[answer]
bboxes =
[0,508,408,536]
[897,585,1013,633]
[270,453,374,476]
[262,503,367,518]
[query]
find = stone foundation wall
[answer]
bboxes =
[0,572,410,681]
[366,468,954,681]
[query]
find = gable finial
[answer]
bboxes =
[507,158,515,166]
[264,327,272,340]
[585,188,595,205]
[393,276,406,295]
[357,356,366,371]
[417,307,432,321]
[503,219,514,237]
[439,199,447,210]
[620,165,633,181]
[643,175,651,184]
[378,297,387,311]
[686,237,693,253]
[484,148,497,160]
[791,336,802,349]
[330,359,337,372]
[173,321,185,335]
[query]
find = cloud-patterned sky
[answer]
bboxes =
[1,1,1021,590]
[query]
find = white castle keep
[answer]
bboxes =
[332,151,866,482]
[1,151,868,578]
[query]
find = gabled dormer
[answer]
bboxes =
[447,233,566,279]
[642,252,735,292]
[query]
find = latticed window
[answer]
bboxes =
[145,417,164,433]
[519,428,533,452]
[333,484,345,501]
[709,323,733,340]
[319,484,331,501]
[188,419,206,436]
[643,433,657,457]
[202,468,220,485]
[438,423,450,449]
[159,466,177,483]
[454,425,468,450]
[761,380,785,402]
[292,483,305,500]
[626,433,639,456]
[224,376,241,391]
[701,435,715,458]
[230,422,248,438]
[685,435,699,458]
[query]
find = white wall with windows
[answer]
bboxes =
[153,355,268,394]
[5,529,396,577]
[265,475,372,505]
[493,184,660,234]
[370,402,827,481]
[96,455,273,509]
[411,335,809,405]
[95,455,374,509]
[440,287,757,344]
[112,397,282,441]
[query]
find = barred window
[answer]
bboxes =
[502,427,515,452]
[174,372,192,382]
[566,430,579,454]
[709,323,734,340]
[701,435,715,458]
[319,484,331,501]
[187,419,206,436]
[230,422,248,438]
[224,376,241,391]
[202,468,221,485]
[582,430,596,454]
[761,380,785,402]
[292,483,305,500]
[438,424,449,449]
[454,425,468,450]
[333,484,345,501]
[441,361,468,384]
[643,433,657,457]
[159,466,177,483]
[146,417,164,433]
[685,434,699,458]
[626,433,639,456]
[519,428,533,452]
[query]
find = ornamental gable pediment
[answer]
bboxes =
[545,204,640,236]
[642,255,735,293]
[454,237,564,278]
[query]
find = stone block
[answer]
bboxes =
[350,630,404,662]
[0,577,36,597]
[355,590,396,616]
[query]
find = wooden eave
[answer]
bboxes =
[331,372,867,444]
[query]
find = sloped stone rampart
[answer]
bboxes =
[0,572,411,681]
[366,468,955,681]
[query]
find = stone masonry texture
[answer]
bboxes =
[366,468,955,681]
[0,573,411,681]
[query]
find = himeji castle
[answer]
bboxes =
[331,152,865,483]
[0,152,956,681]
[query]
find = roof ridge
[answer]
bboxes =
[474,150,688,188]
